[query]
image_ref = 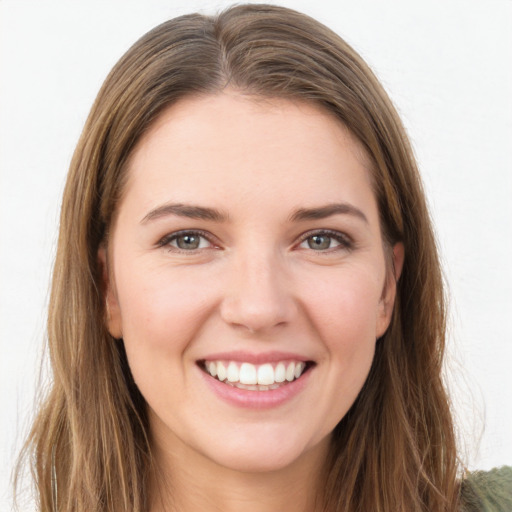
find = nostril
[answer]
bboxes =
[219,294,297,334]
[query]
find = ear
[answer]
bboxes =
[376,242,404,338]
[98,245,123,339]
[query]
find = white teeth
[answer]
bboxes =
[227,362,239,382]
[216,361,226,381]
[294,362,305,379]
[257,363,274,385]
[275,362,286,383]
[285,362,295,382]
[203,359,308,388]
[208,361,217,378]
[239,363,257,385]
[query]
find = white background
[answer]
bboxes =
[1,0,511,509]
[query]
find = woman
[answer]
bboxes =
[16,4,511,511]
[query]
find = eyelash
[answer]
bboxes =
[297,229,354,252]
[157,230,216,253]
[156,229,353,253]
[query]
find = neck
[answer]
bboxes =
[148,429,330,512]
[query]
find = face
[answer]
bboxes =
[101,92,403,474]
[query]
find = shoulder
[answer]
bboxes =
[460,466,512,512]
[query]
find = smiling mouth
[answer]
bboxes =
[198,360,315,391]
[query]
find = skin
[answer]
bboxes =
[100,91,404,512]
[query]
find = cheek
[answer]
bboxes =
[302,266,382,372]
[116,260,213,333]
[113,263,220,415]
[290,267,383,439]
[309,267,381,334]
[113,261,218,378]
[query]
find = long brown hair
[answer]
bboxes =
[17,4,459,511]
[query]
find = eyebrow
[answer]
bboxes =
[140,201,368,225]
[140,203,229,224]
[289,203,368,224]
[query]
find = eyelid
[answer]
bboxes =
[296,229,354,250]
[156,228,353,253]
[156,229,220,251]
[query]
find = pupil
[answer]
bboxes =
[309,235,330,250]
[178,235,199,250]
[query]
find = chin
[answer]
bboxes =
[198,427,329,474]
[209,449,298,474]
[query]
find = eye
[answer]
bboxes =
[158,230,214,251]
[298,230,352,251]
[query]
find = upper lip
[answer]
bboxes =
[198,350,313,365]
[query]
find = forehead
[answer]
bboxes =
[131,92,372,170]
[121,92,377,221]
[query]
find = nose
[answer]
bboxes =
[220,251,297,334]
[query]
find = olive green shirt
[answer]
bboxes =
[460,466,512,512]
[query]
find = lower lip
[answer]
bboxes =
[199,365,312,409]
